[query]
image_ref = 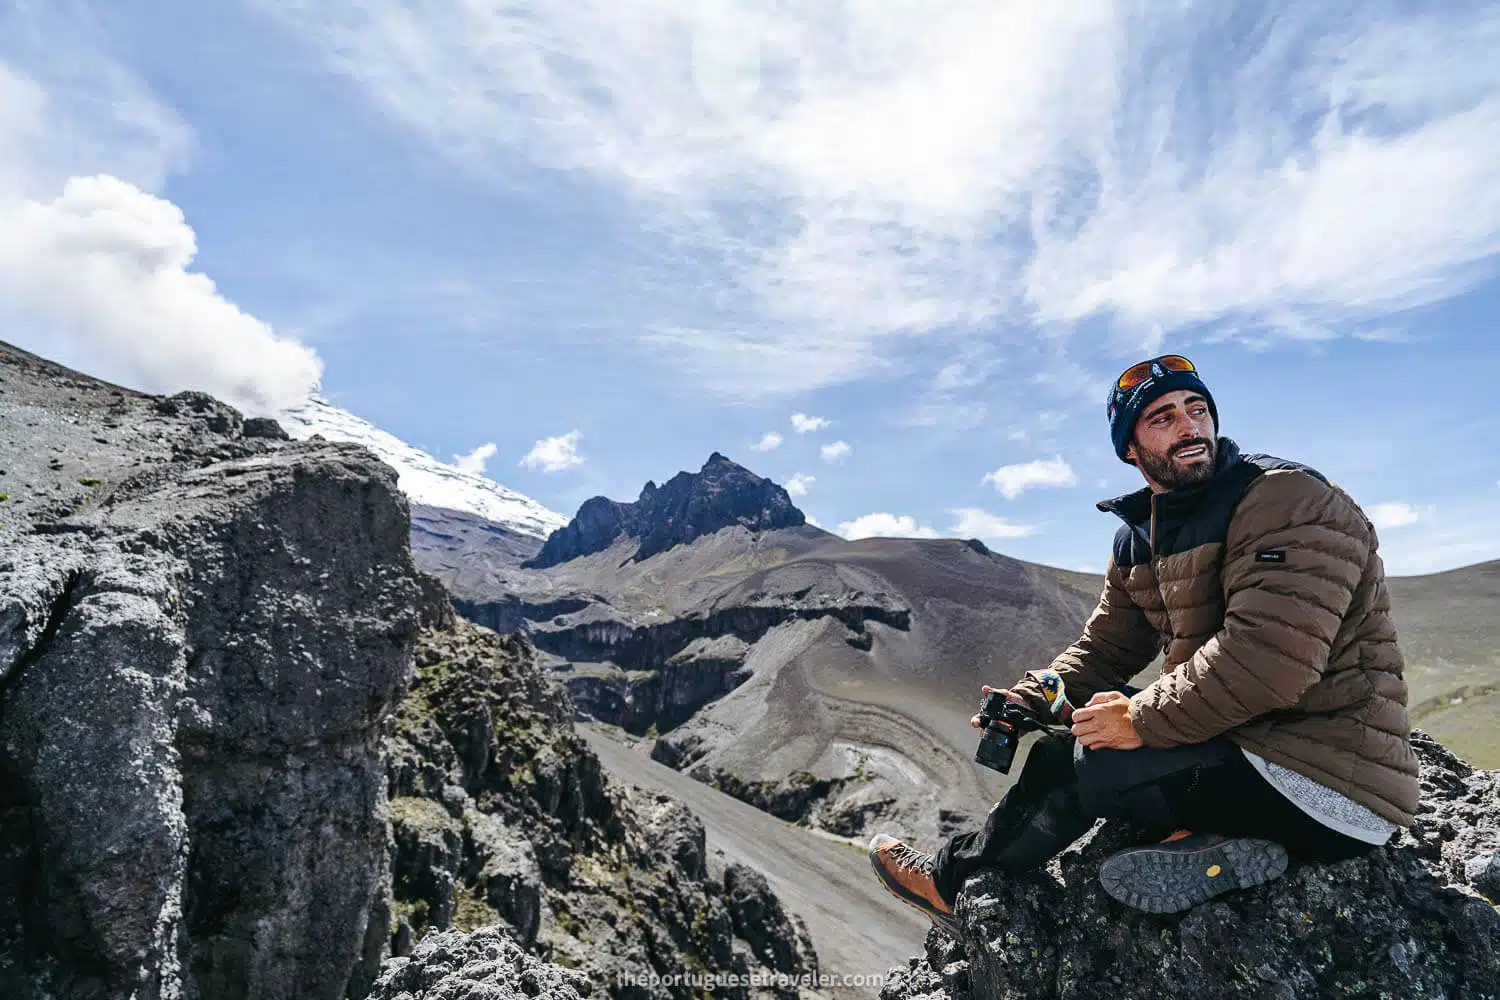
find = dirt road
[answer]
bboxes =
[581,727,930,999]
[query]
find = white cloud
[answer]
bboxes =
[0,14,320,417]
[982,456,1078,499]
[751,431,783,452]
[805,513,822,528]
[900,398,988,432]
[899,343,1000,431]
[454,442,498,474]
[1367,502,1433,530]
[0,176,324,417]
[255,1,1500,394]
[1024,10,1500,345]
[791,412,831,434]
[0,8,194,198]
[820,440,851,463]
[784,473,814,497]
[1352,328,1409,344]
[520,430,585,473]
[1005,410,1069,445]
[838,513,939,541]
[639,329,885,399]
[1371,500,1500,575]
[949,508,1042,541]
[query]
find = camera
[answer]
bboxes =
[973,691,1045,774]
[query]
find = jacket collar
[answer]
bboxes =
[1096,437,1243,527]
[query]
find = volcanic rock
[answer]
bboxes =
[0,341,422,999]
[878,733,1500,1000]
[365,927,593,1000]
[384,609,821,998]
[525,454,805,568]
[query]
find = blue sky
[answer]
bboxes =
[3,0,1499,575]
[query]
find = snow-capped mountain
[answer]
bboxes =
[277,395,567,540]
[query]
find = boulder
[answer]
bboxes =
[366,927,593,1000]
[880,733,1500,1000]
[0,343,422,999]
[722,864,818,976]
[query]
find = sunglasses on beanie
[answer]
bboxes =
[1107,355,1198,420]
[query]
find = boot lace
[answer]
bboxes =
[889,842,934,875]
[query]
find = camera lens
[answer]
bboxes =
[974,721,1018,774]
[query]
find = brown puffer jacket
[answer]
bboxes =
[1012,438,1419,826]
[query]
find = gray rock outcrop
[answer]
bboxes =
[366,927,593,1000]
[0,343,422,999]
[383,611,821,998]
[879,733,1500,1000]
[375,614,822,995]
[524,453,805,568]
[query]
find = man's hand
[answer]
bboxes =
[1070,691,1143,750]
[969,685,1027,728]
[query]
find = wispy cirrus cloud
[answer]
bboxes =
[256,1,1500,395]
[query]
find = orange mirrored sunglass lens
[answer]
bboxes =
[1115,362,1153,390]
[1115,355,1196,390]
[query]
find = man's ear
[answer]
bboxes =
[1124,439,1139,466]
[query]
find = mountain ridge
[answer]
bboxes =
[524,451,812,569]
[277,394,568,540]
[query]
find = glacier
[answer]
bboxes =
[277,395,567,539]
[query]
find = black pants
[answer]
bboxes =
[931,733,1378,906]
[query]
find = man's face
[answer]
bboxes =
[1126,389,1217,491]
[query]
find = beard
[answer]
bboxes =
[1134,436,1217,490]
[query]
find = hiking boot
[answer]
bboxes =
[868,834,959,935]
[1099,831,1288,914]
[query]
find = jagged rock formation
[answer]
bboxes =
[418,463,1094,850]
[366,928,593,1000]
[879,733,1500,1000]
[0,342,421,999]
[525,454,805,569]
[428,513,846,743]
[383,603,820,998]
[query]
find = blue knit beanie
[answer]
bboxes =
[1107,359,1218,462]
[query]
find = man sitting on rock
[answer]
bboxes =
[869,353,1419,928]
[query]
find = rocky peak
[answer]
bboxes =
[524,454,805,568]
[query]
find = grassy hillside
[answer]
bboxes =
[1387,560,1500,767]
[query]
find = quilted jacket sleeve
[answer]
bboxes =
[1128,470,1371,747]
[1012,558,1161,713]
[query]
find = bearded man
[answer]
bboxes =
[869,354,1418,928]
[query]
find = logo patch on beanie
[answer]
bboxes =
[1255,549,1287,563]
